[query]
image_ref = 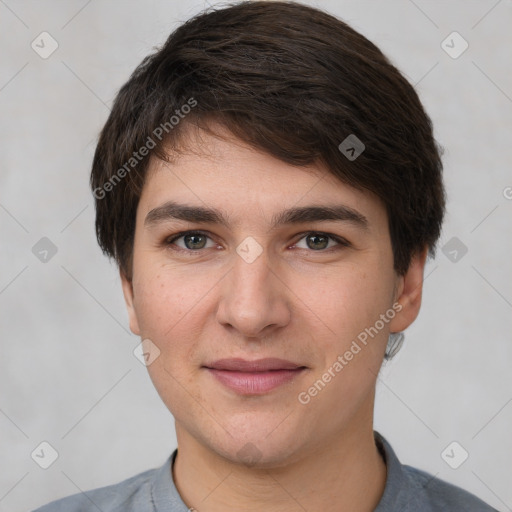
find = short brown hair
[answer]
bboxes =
[91,0,445,279]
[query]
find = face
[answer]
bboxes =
[121,125,426,467]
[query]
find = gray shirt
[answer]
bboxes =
[33,432,497,511]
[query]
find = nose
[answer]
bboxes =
[215,248,291,339]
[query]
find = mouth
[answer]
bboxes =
[203,358,308,395]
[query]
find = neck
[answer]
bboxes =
[172,420,386,511]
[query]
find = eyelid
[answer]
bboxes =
[163,229,351,252]
[164,230,218,250]
[165,229,210,242]
[291,231,351,250]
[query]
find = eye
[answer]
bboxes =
[294,232,349,251]
[166,231,217,251]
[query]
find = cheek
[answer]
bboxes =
[132,263,205,336]
[297,260,394,344]
[131,260,224,374]
[295,264,394,422]
[131,267,211,414]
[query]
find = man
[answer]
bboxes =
[35,1,497,510]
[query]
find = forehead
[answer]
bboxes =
[138,124,386,227]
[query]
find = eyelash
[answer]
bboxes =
[163,230,351,253]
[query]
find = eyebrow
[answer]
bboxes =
[144,201,369,231]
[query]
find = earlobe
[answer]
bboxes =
[389,247,428,334]
[120,270,141,336]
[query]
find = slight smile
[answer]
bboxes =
[204,358,308,395]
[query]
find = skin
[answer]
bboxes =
[121,124,427,511]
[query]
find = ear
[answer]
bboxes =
[120,270,141,336]
[389,247,429,333]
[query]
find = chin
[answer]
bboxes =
[200,417,313,470]
[218,440,305,470]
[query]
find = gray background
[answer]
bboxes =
[1,0,511,511]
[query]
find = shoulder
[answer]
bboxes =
[401,464,498,511]
[375,432,498,512]
[32,465,158,512]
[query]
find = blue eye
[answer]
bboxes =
[164,230,349,253]
[167,231,216,250]
[294,232,349,251]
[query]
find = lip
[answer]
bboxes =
[206,358,303,372]
[204,358,307,395]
